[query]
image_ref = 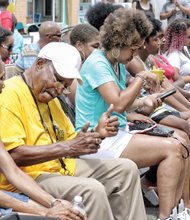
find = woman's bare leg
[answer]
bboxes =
[120,134,184,220]
[159,115,190,138]
[171,128,190,210]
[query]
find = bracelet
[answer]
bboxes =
[136,74,147,89]
[136,74,146,83]
[50,199,62,208]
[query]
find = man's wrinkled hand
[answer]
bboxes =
[95,104,119,138]
[46,199,85,220]
[64,122,102,157]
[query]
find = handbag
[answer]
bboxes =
[128,121,189,159]
[147,126,174,137]
[128,121,174,137]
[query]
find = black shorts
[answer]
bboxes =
[151,110,181,123]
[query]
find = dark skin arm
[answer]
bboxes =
[0,141,84,220]
[0,192,46,216]
[160,9,176,20]
[9,105,118,167]
[9,124,102,166]
[127,112,155,123]
[0,191,84,220]
[127,57,190,111]
[126,58,145,78]
[175,0,190,16]
[146,55,190,106]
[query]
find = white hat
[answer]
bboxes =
[38,42,83,84]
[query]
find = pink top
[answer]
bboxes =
[152,55,175,82]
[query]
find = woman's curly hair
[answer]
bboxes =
[164,19,190,54]
[100,8,152,51]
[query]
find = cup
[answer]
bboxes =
[151,68,164,84]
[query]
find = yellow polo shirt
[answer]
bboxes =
[0,76,76,192]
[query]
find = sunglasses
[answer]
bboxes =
[46,33,62,38]
[0,44,13,51]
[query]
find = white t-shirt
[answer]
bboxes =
[166,50,190,76]
[161,0,190,24]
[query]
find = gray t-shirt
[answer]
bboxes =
[161,0,190,24]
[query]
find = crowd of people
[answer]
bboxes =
[1,0,190,220]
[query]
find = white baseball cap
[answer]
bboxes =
[38,42,83,85]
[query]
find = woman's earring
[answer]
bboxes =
[111,48,120,59]
[143,45,146,49]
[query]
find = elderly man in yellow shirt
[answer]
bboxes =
[0,42,147,220]
[0,54,84,219]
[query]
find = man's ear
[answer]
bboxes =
[35,58,48,70]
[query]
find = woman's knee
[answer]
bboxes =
[178,122,190,137]
[164,138,183,158]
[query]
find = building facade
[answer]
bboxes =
[11,0,169,27]
[13,0,80,26]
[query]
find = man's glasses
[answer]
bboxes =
[0,44,13,52]
[46,33,62,38]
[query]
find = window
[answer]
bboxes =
[43,0,52,17]
[27,0,34,23]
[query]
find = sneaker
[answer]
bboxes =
[178,199,185,213]
[158,207,177,220]
[171,207,177,220]
[177,199,186,220]
[177,199,190,220]
[184,208,190,220]
[177,211,186,220]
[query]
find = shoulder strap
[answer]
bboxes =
[57,94,75,127]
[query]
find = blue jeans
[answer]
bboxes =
[0,191,29,217]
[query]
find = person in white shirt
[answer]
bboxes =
[164,18,190,89]
[160,0,190,25]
